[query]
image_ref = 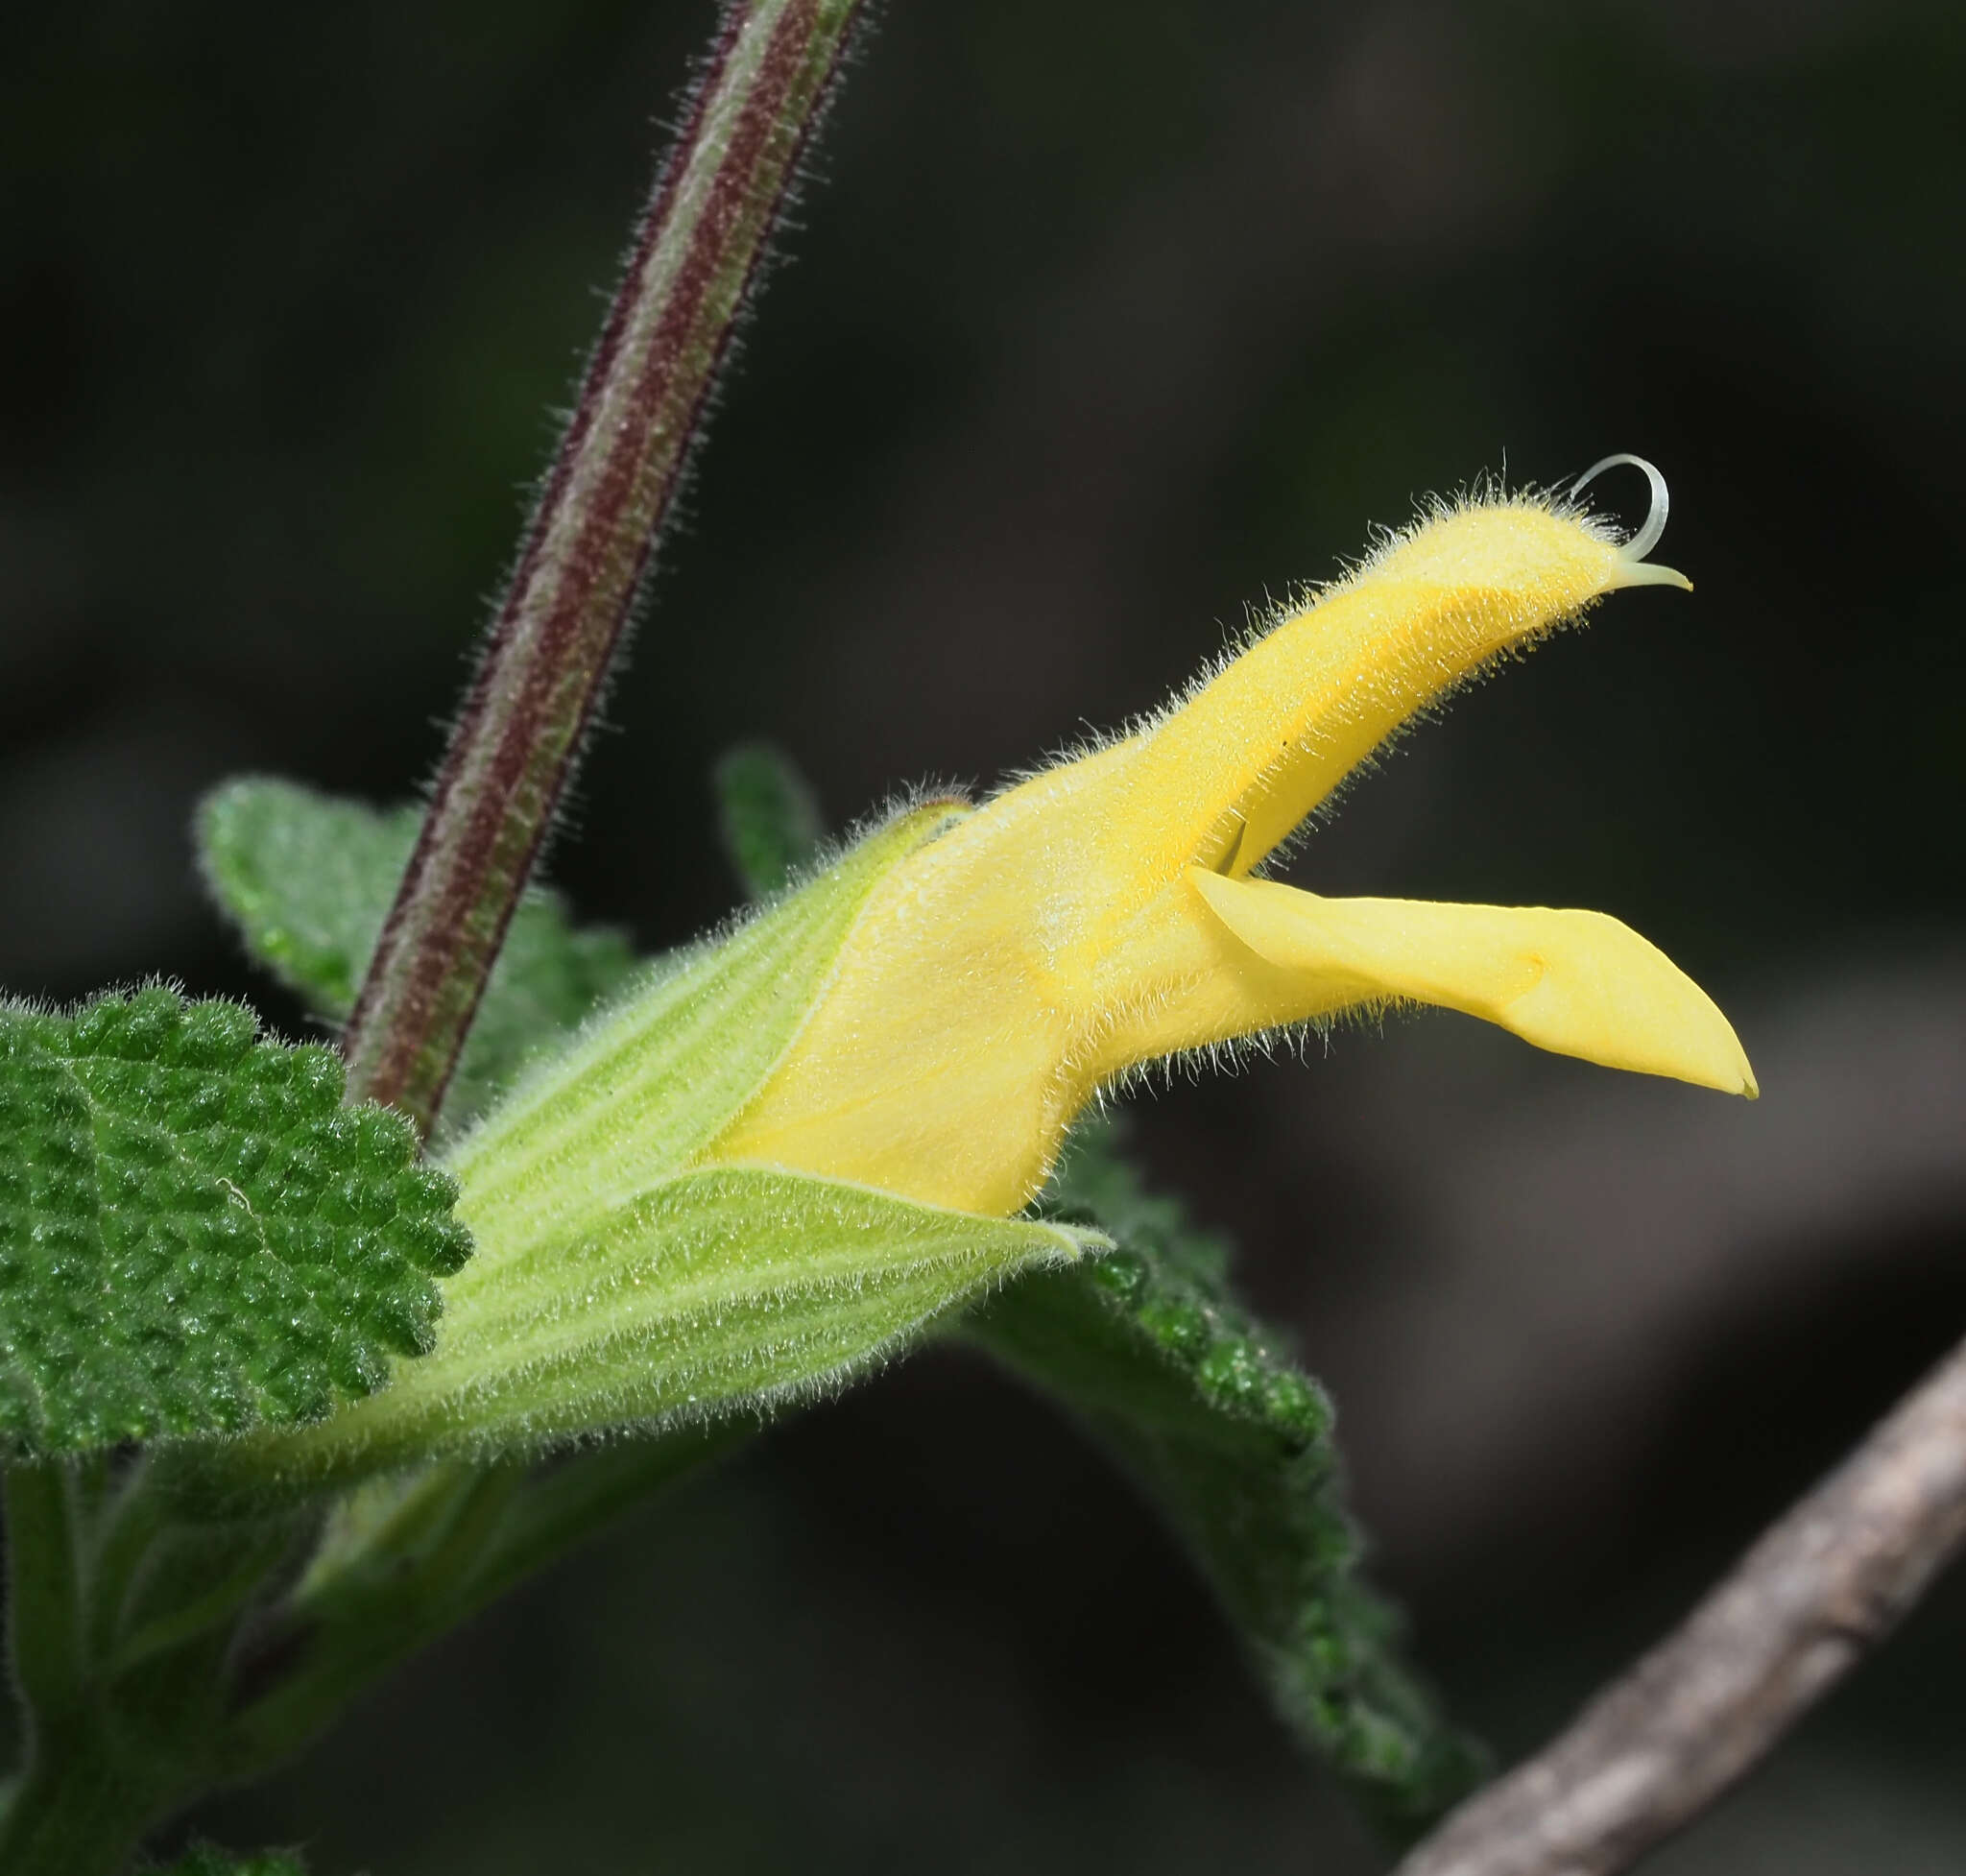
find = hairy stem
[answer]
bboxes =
[343,0,869,1135]
[1392,1329,1966,1876]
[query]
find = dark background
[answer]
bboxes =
[6,0,1965,1869]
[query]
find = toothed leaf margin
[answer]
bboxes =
[0,985,470,1454]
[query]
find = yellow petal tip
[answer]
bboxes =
[1621,999,1756,1100]
[1705,1020,1757,1099]
[1686,1034,1756,1099]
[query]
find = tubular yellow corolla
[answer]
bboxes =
[712,475,1755,1217]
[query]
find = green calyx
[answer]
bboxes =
[223,802,1097,1490]
[443,798,970,1237]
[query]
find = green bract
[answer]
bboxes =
[244,1166,1094,1484]
[0,987,469,1454]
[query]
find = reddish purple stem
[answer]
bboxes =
[343,0,866,1135]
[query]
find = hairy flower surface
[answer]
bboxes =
[233,465,1760,1483]
[713,473,1755,1215]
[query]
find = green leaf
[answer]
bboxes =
[714,741,825,900]
[197,778,637,1128]
[150,1845,306,1876]
[195,782,413,1018]
[230,1166,1099,1490]
[0,985,471,1455]
[968,1124,1486,1837]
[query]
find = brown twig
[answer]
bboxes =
[342,0,868,1136]
[1392,1330,1966,1876]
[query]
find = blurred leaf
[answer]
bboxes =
[969,1123,1486,1836]
[0,985,469,1455]
[151,1845,307,1876]
[715,741,826,900]
[196,782,416,1017]
[197,778,637,1128]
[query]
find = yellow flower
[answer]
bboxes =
[230,458,1760,1487]
[714,461,1755,1216]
